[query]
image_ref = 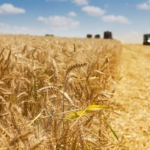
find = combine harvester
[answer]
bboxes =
[103,31,113,39]
[86,34,92,38]
[143,34,150,45]
[86,31,113,39]
[86,34,101,38]
[94,34,100,38]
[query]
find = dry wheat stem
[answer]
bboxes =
[51,58,58,82]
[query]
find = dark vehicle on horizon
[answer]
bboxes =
[143,34,150,45]
[103,31,113,39]
[94,34,100,38]
[87,34,92,38]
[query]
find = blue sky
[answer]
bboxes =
[0,0,150,43]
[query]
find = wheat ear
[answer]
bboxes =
[64,63,88,91]
[65,63,87,77]
[38,86,75,106]
[38,86,59,93]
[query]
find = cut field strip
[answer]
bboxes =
[110,44,150,149]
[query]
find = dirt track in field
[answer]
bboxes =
[111,44,150,149]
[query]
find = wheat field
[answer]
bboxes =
[0,34,149,150]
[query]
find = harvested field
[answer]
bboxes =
[0,34,149,149]
[110,44,150,149]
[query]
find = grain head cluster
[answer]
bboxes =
[0,34,122,150]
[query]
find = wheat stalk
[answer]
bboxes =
[9,104,21,134]
[29,137,46,150]
[59,90,76,106]
[78,122,85,149]
[9,131,32,146]
[51,58,58,82]
[71,137,78,150]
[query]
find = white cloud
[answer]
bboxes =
[82,6,105,16]
[0,23,47,35]
[72,0,88,6]
[0,23,10,29]
[101,15,130,24]
[137,3,150,10]
[137,0,150,10]
[0,3,25,15]
[38,16,80,30]
[68,11,77,17]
